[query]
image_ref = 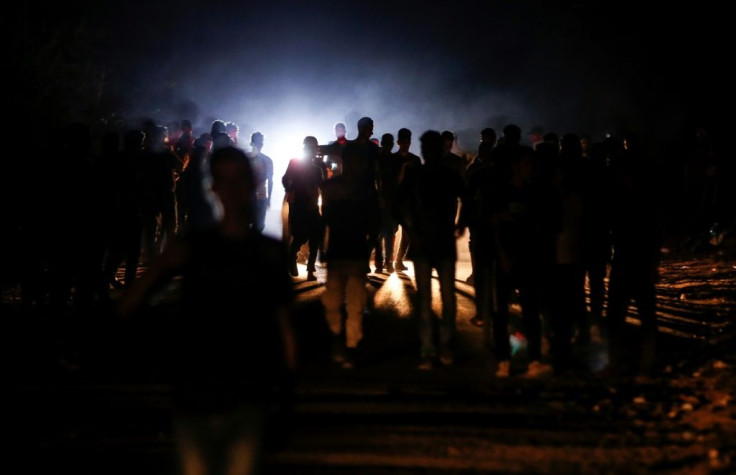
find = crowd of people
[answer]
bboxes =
[4,112,731,474]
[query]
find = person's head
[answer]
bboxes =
[334,122,346,139]
[209,146,255,220]
[181,120,193,133]
[560,133,583,159]
[250,131,264,151]
[480,127,497,145]
[380,133,394,153]
[421,130,444,163]
[441,130,456,153]
[357,117,374,140]
[225,122,239,142]
[397,128,412,152]
[303,136,319,157]
[529,125,544,146]
[210,119,227,135]
[502,124,522,145]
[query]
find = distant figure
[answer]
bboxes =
[226,121,241,148]
[211,119,232,151]
[374,132,399,273]
[247,131,274,234]
[396,130,466,370]
[282,136,326,280]
[491,133,556,379]
[529,125,544,150]
[322,122,348,177]
[462,133,498,330]
[605,133,664,379]
[441,130,469,184]
[139,124,181,262]
[102,129,145,289]
[392,127,422,273]
[320,143,375,369]
[464,127,498,291]
[341,117,381,273]
[117,146,297,475]
[174,120,196,230]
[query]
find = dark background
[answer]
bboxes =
[8,0,728,154]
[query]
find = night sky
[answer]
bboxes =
[12,0,727,157]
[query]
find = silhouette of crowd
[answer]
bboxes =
[3,113,733,472]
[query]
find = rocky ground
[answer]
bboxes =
[6,235,736,474]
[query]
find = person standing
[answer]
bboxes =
[396,130,466,370]
[247,131,274,234]
[282,136,326,281]
[374,132,401,273]
[117,146,297,475]
[320,144,374,368]
[392,128,422,272]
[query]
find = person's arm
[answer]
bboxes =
[115,239,189,318]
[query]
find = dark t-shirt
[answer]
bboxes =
[171,229,293,414]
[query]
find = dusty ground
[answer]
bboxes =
[6,234,736,474]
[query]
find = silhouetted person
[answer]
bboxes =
[604,133,664,379]
[392,128,422,272]
[342,117,381,273]
[139,124,181,263]
[491,136,556,379]
[374,132,400,273]
[441,130,469,184]
[396,130,466,370]
[102,129,145,289]
[247,131,274,234]
[547,133,588,374]
[321,121,349,178]
[282,136,326,280]
[320,143,375,369]
[117,146,297,475]
[175,119,196,229]
[464,127,497,291]
[462,138,499,333]
[580,137,615,344]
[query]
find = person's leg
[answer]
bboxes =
[344,262,368,349]
[413,259,435,361]
[605,264,631,374]
[437,259,457,354]
[518,272,543,363]
[493,269,512,361]
[395,226,410,271]
[224,404,266,475]
[321,264,348,338]
[634,279,658,376]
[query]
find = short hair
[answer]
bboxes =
[502,124,522,144]
[357,117,373,130]
[251,131,264,144]
[397,128,412,142]
[480,127,496,141]
[381,133,394,144]
[441,130,456,142]
[209,146,254,191]
[420,130,444,161]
